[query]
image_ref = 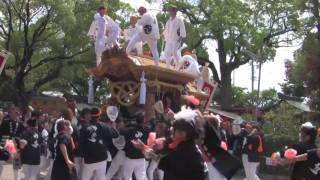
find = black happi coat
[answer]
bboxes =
[242,132,263,163]
[20,129,41,165]
[202,121,242,180]
[284,143,317,180]
[79,120,118,164]
[51,133,74,180]
[306,149,320,180]
[158,140,206,180]
[0,117,25,141]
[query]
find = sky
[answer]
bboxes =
[120,0,300,92]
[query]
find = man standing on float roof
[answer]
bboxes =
[123,16,143,56]
[87,6,119,66]
[126,7,160,66]
[163,5,186,69]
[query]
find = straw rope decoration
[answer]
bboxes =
[109,80,184,106]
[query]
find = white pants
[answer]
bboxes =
[74,157,83,180]
[123,158,147,180]
[126,33,159,66]
[242,154,260,180]
[39,156,50,175]
[147,160,163,180]
[12,157,21,180]
[207,163,226,180]
[163,40,180,68]
[22,164,40,180]
[0,160,5,178]
[45,159,53,180]
[95,36,107,66]
[83,160,107,180]
[106,32,119,49]
[106,150,126,180]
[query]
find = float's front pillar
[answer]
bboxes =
[144,88,156,122]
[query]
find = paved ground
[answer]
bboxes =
[0,164,289,180]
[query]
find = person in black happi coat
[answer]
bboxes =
[51,120,75,180]
[157,110,206,180]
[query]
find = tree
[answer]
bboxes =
[160,0,299,109]
[231,87,278,109]
[282,33,320,111]
[281,0,320,111]
[295,0,320,39]
[0,0,132,108]
[263,103,305,137]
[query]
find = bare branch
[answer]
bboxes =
[24,48,89,75]
[197,56,221,83]
[31,8,53,47]
[263,28,296,43]
[33,65,62,91]
[0,24,8,36]
[191,34,215,49]
[7,0,25,22]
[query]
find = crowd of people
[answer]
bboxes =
[0,96,257,180]
[0,98,320,180]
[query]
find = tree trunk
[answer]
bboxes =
[219,67,233,110]
[14,72,29,112]
[217,37,233,110]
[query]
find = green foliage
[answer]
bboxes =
[162,0,299,109]
[263,103,304,137]
[231,86,278,109]
[282,33,320,111]
[0,0,132,106]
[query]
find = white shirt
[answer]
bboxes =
[164,16,186,42]
[137,13,160,39]
[87,13,116,40]
[180,55,200,77]
[124,25,139,41]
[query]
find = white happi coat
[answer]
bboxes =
[136,13,160,40]
[87,13,119,65]
[178,55,201,77]
[163,16,186,68]
[126,13,160,65]
[124,25,143,55]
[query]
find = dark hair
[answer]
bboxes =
[135,114,144,125]
[98,6,106,11]
[301,126,317,144]
[99,114,110,123]
[173,119,199,140]
[91,107,101,120]
[80,108,91,118]
[57,120,70,132]
[27,119,37,128]
[61,108,73,121]
[31,110,42,118]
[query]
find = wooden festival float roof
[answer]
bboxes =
[87,48,209,102]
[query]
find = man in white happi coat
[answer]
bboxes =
[126,7,160,66]
[162,5,186,69]
[123,16,143,56]
[87,6,120,66]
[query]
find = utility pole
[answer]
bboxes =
[244,50,263,121]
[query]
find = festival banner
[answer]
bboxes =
[0,50,10,74]
[200,82,218,112]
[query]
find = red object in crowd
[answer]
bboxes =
[284,148,297,160]
[168,138,184,149]
[6,140,16,155]
[184,95,200,106]
[271,152,278,160]
[220,141,228,151]
[147,132,156,147]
